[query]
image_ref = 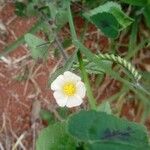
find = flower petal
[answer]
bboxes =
[53,91,68,107]
[76,81,86,98]
[66,95,83,108]
[64,71,81,82]
[51,75,64,91]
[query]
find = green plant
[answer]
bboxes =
[1,0,150,149]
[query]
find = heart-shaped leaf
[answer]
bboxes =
[90,12,120,38]
[68,110,150,150]
[83,1,133,38]
[36,122,76,150]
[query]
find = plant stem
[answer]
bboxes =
[67,2,78,41]
[67,2,96,109]
[77,51,97,109]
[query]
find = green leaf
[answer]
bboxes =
[26,2,38,16]
[15,2,26,16]
[84,0,106,8]
[110,7,134,29]
[48,2,58,19]
[24,33,49,59]
[56,107,70,119]
[90,12,120,38]
[120,0,148,6]
[83,1,133,38]
[85,142,150,150]
[97,101,112,114]
[73,59,112,74]
[68,110,150,150]
[56,10,69,29]
[84,1,121,17]
[84,60,112,74]
[36,122,76,150]
[144,6,150,28]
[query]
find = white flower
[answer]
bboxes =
[51,71,86,108]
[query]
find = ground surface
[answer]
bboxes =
[0,3,58,149]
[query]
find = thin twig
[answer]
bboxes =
[23,61,35,95]
[13,53,30,64]
[49,57,63,75]
[55,36,68,60]
[31,123,36,150]
[0,40,6,45]
[6,15,17,25]
[8,117,26,150]
[12,133,26,150]
[0,113,6,134]
[0,143,4,150]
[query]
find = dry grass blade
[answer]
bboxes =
[12,133,26,150]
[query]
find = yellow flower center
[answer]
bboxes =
[63,82,76,96]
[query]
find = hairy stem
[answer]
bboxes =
[77,51,97,109]
[67,2,96,109]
